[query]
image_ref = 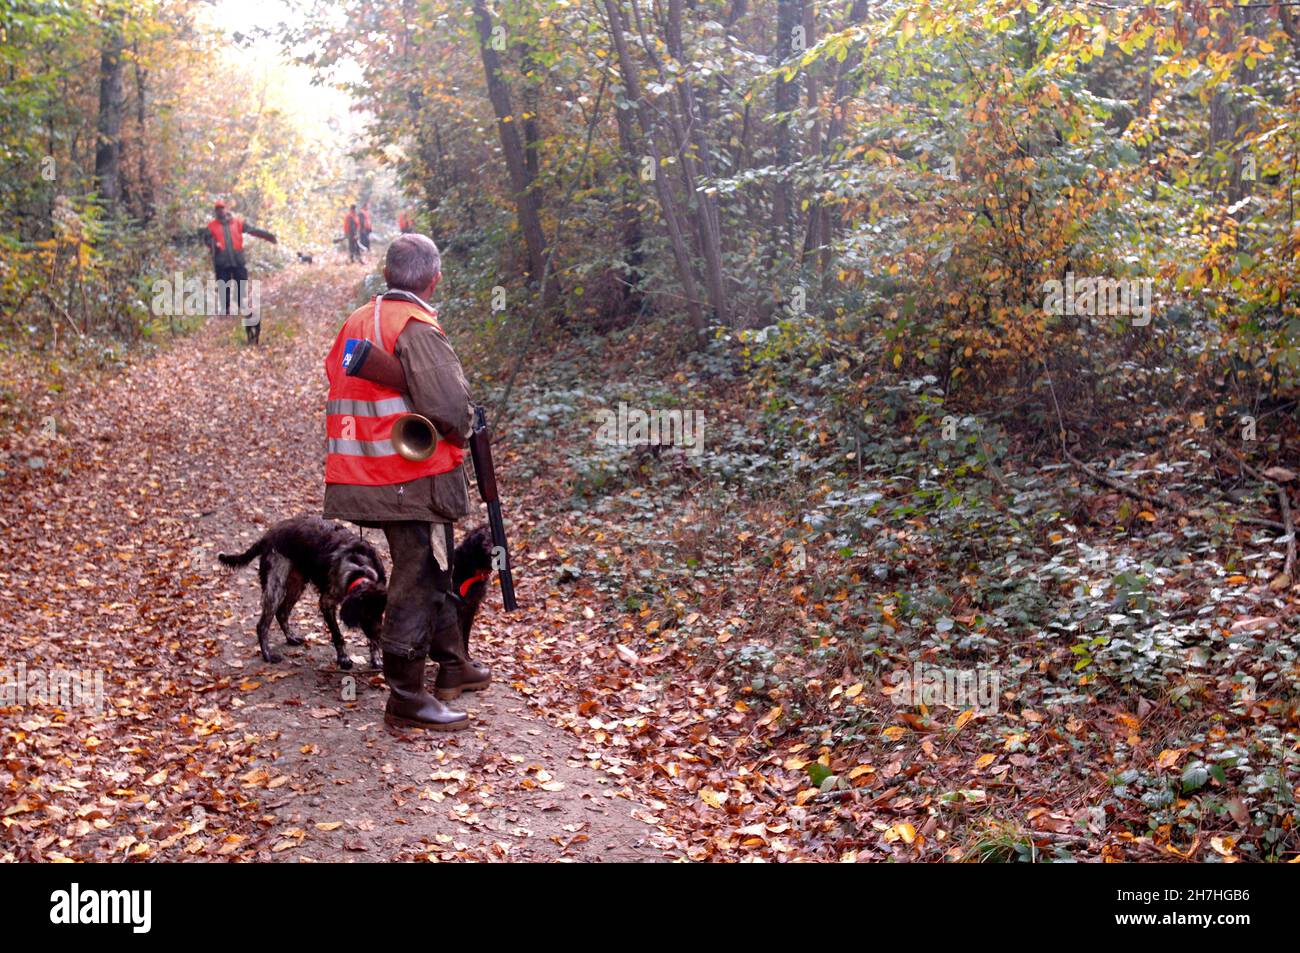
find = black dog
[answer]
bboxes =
[219,517,386,669]
[451,525,495,650]
[296,251,313,264]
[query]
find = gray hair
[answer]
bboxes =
[384,233,442,293]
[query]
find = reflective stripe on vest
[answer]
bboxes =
[325,397,410,417]
[324,297,466,487]
[328,437,399,457]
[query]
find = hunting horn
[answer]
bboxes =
[389,412,438,462]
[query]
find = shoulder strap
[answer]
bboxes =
[371,296,434,352]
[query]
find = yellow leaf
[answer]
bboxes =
[1210,836,1236,859]
[699,788,726,809]
[888,822,917,844]
[1156,748,1184,770]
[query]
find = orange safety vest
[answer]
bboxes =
[207,216,245,252]
[324,297,466,486]
[360,209,371,231]
[398,211,412,231]
[343,211,358,236]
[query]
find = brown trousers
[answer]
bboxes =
[380,522,462,660]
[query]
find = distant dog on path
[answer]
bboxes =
[219,516,386,669]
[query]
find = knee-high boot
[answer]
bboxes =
[383,652,468,730]
[430,622,491,701]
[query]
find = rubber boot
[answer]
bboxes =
[431,623,491,701]
[383,652,468,731]
[459,601,493,689]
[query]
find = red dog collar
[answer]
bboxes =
[458,569,492,598]
[348,577,367,593]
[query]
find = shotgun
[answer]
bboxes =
[469,406,518,611]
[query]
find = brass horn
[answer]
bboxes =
[390,413,438,462]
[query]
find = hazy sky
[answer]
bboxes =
[198,0,367,139]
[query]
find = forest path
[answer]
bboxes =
[0,257,668,861]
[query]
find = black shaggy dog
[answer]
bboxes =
[219,516,386,669]
[451,525,495,648]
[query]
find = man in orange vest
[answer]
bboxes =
[359,205,372,252]
[322,233,488,731]
[202,199,277,344]
[397,209,414,234]
[343,204,362,262]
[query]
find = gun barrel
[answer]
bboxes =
[470,406,516,611]
[488,502,518,611]
[469,407,498,502]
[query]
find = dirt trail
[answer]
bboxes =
[217,530,660,862]
[0,257,665,862]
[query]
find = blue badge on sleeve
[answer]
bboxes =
[342,338,362,370]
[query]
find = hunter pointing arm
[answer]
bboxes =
[242,222,277,244]
[202,198,277,344]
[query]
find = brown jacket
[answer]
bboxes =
[323,315,474,525]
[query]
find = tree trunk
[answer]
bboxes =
[637,0,729,326]
[471,0,555,306]
[820,0,869,298]
[772,0,799,253]
[612,87,646,316]
[94,12,126,211]
[131,55,154,224]
[800,1,823,269]
[602,0,705,337]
